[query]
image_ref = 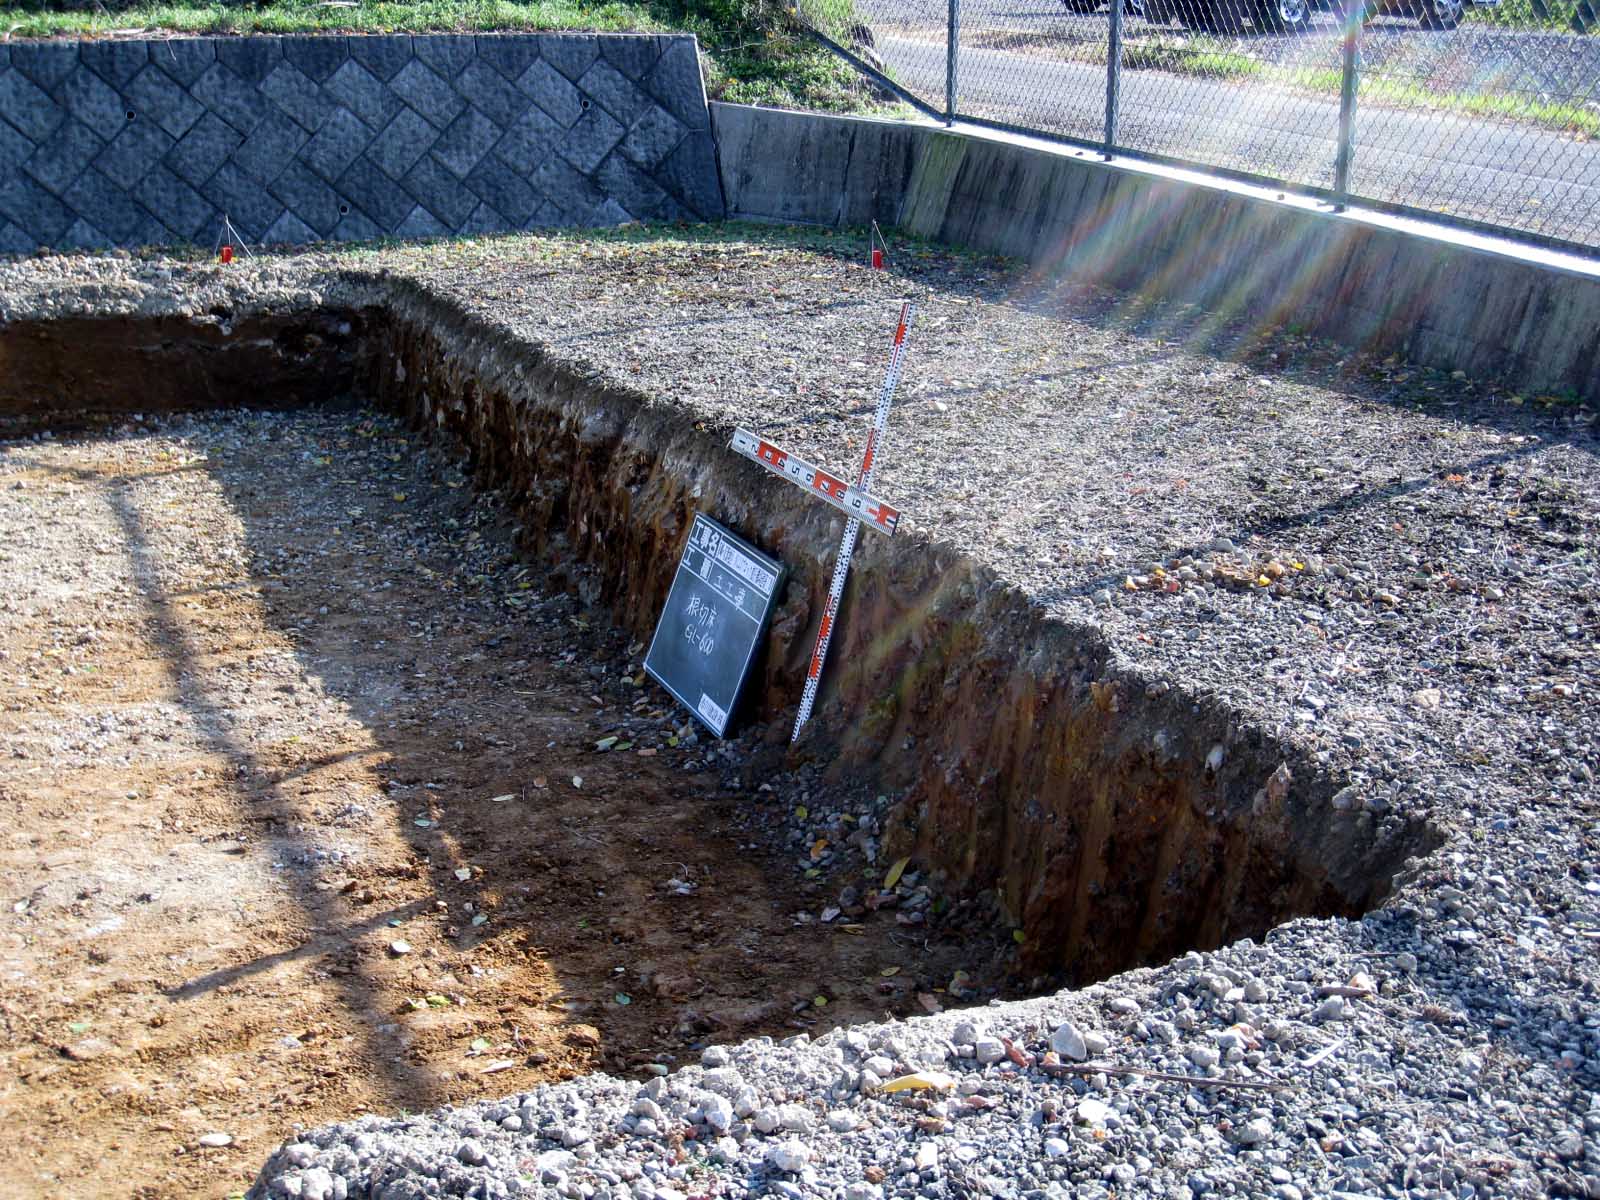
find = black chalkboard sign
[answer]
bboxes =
[645,515,785,738]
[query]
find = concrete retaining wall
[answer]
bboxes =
[711,102,1600,401]
[0,33,723,251]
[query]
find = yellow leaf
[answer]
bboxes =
[884,856,911,889]
[393,492,407,502]
[794,805,808,820]
[813,995,828,1007]
[880,1071,956,1094]
[810,838,828,860]
[1012,929,1026,944]
[880,966,900,977]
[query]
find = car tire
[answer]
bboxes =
[1253,0,1312,29]
[1420,0,1462,25]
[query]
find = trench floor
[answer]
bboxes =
[0,410,989,1200]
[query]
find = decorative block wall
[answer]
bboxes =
[0,32,724,252]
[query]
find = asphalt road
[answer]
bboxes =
[853,0,1600,247]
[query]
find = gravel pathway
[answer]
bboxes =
[1,227,1596,1199]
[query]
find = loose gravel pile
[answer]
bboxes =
[0,227,1596,1199]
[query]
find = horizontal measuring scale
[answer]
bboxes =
[729,429,901,536]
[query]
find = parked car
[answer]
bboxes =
[1064,0,1492,30]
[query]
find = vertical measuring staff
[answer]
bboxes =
[792,301,915,743]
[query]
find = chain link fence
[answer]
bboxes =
[796,0,1600,251]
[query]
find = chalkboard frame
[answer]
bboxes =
[644,514,786,738]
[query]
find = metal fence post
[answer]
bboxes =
[1105,0,1123,156]
[946,0,960,124]
[1332,2,1360,208]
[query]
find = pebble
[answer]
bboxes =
[826,1110,858,1133]
[456,1138,486,1165]
[973,1036,1006,1065]
[1044,1137,1071,1159]
[1051,1021,1089,1061]
[1237,1117,1273,1145]
[701,1046,732,1068]
[700,1095,734,1133]
[198,1132,233,1148]
[766,1139,811,1172]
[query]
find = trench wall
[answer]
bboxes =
[0,294,1438,982]
[0,33,722,253]
[711,102,1600,403]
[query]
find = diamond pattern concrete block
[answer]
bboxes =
[282,36,347,84]
[494,104,561,174]
[0,171,73,242]
[350,35,413,82]
[149,38,215,88]
[619,103,685,171]
[644,39,709,132]
[326,59,401,132]
[80,42,150,89]
[63,168,146,240]
[594,152,673,221]
[390,60,464,128]
[558,104,624,175]
[12,43,78,92]
[394,203,450,240]
[234,111,308,183]
[302,107,369,183]
[599,35,661,82]
[369,107,436,181]
[99,117,177,190]
[658,129,722,219]
[332,207,384,242]
[412,35,474,82]
[0,220,35,253]
[475,35,542,84]
[0,118,32,172]
[123,208,174,247]
[25,119,102,195]
[58,66,128,141]
[216,38,283,85]
[538,35,598,82]
[268,159,342,235]
[125,65,205,139]
[339,154,413,231]
[433,108,500,180]
[578,60,652,127]
[460,201,512,236]
[59,216,114,250]
[455,59,529,129]
[526,198,565,228]
[262,209,319,246]
[202,161,286,240]
[192,63,270,135]
[167,112,243,188]
[518,59,582,127]
[1,32,719,251]
[261,63,329,133]
[132,163,213,239]
[0,69,64,142]
[529,153,604,222]
[403,154,475,227]
[464,157,538,225]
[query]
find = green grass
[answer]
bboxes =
[0,0,885,112]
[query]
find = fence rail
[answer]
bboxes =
[798,0,1600,252]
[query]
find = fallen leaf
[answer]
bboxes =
[470,1037,490,1052]
[471,913,488,926]
[615,993,632,1006]
[884,856,911,889]
[572,776,583,788]
[487,793,515,804]
[425,994,450,1008]
[454,867,472,882]
[595,736,618,751]
[879,966,900,977]
[482,1059,518,1073]
[795,805,808,820]
[810,838,828,860]
[880,1070,956,1093]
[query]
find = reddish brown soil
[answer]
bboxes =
[0,412,974,1200]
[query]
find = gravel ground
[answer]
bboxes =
[1,227,1597,1199]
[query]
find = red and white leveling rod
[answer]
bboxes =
[730,301,915,743]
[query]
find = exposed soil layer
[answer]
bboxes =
[0,278,1438,998]
[0,413,993,1200]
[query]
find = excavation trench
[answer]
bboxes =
[1,295,1440,991]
